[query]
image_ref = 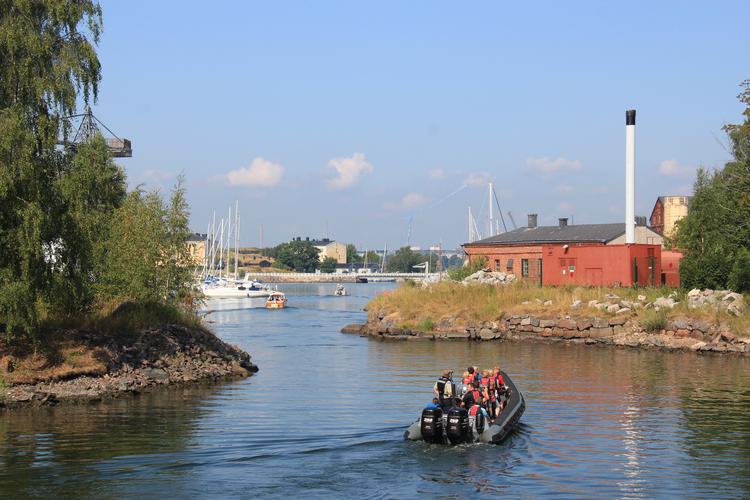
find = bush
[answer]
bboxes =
[728,248,750,293]
[640,310,667,332]
[447,257,487,281]
[416,318,435,331]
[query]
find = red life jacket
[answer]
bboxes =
[496,373,505,387]
[469,404,480,417]
[471,389,481,402]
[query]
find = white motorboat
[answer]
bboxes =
[334,284,347,296]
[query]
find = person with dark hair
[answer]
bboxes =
[463,380,482,408]
[433,369,455,408]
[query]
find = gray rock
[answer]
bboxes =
[606,304,620,313]
[570,300,582,309]
[543,300,553,306]
[654,297,677,309]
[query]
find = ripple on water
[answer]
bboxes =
[1,283,750,498]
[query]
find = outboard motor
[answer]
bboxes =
[420,406,444,444]
[446,407,470,445]
[468,405,486,440]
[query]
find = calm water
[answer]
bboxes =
[1,283,750,498]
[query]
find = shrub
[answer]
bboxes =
[640,310,667,332]
[728,248,750,293]
[447,257,487,281]
[416,318,435,331]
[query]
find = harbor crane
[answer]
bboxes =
[507,211,518,230]
[58,106,132,158]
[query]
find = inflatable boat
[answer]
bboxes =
[404,370,525,445]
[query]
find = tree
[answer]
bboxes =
[275,240,320,272]
[320,257,337,273]
[346,244,362,264]
[673,80,750,291]
[0,1,103,335]
[98,182,193,303]
[387,247,438,273]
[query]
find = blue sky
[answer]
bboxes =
[94,1,749,250]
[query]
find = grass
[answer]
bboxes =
[640,310,668,332]
[416,318,436,332]
[368,281,750,335]
[1,300,205,386]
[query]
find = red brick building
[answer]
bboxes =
[463,218,675,287]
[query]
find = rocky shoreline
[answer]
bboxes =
[343,311,750,355]
[0,324,258,410]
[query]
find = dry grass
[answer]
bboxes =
[0,301,204,386]
[369,281,750,334]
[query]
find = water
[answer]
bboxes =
[2,283,750,498]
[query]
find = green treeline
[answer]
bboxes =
[673,81,750,292]
[0,1,192,339]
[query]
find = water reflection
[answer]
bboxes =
[1,283,749,498]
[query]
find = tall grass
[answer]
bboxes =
[369,281,750,332]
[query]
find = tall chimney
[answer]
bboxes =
[625,109,636,244]
[527,213,538,228]
[558,217,568,228]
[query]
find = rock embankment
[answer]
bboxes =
[0,324,258,410]
[347,312,750,355]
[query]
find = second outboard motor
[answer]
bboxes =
[446,407,470,445]
[468,405,486,439]
[420,406,444,444]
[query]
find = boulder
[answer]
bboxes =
[577,319,593,331]
[606,304,620,313]
[539,319,556,328]
[557,319,576,330]
[654,297,677,309]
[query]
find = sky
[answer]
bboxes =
[93,1,749,250]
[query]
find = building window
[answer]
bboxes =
[521,259,529,277]
[506,258,514,271]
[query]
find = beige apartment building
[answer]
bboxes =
[649,196,691,238]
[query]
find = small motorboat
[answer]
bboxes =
[334,284,347,296]
[265,291,288,309]
[404,370,525,445]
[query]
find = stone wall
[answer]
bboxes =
[346,311,750,355]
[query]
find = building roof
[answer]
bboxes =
[464,223,631,246]
[187,233,207,242]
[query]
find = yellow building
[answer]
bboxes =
[311,238,347,264]
[649,196,691,238]
[186,233,207,266]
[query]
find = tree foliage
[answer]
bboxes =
[346,244,361,264]
[0,1,102,335]
[320,256,337,273]
[387,246,438,273]
[274,240,320,272]
[0,2,195,338]
[673,80,750,292]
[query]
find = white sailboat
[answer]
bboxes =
[200,202,272,299]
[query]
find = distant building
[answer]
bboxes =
[186,233,207,266]
[292,237,347,264]
[649,196,691,238]
[463,216,671,287]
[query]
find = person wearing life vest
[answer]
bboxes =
[425,397,441,410]
[463,380,482,408]
[485,370,497,421]
[493,366,510,415]
[465,366,476,385]
[433,369,455,408]
[468,401,489,438]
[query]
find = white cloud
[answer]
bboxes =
[464,171,491,187]
[226,157,284,187]
[385,192,428,210]
[554,184,574,194]
[525,156,582,179]
[428,168,445,180]
[326,153,373,189]
[658,159,693,177]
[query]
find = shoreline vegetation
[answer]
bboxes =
[0,302,258,410]
[344,281,750,355]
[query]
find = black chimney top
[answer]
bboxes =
[626,109,636,126]
[558,218,568,228]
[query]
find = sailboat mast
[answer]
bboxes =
[488,182,494,237]
[234,201,239,279]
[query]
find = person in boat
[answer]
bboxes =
[463,380,482,408]
[467,400,490,437]
[484,369,497,421]
[433,369,455,408]
[425,397,441,410]
[493,366,510,415]
[465,366,476,385]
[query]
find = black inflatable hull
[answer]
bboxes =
[404,370,525,444]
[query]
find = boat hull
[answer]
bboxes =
[404,370,525,444]
[202,287,271,299]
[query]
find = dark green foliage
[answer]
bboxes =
[386,246,438,273]
[275,240,320,272]
[447,256,486,281]
[728,248,750,293]
[0,1,102,335]
[320,257,338,273]
[640,310,667,332]
[673,81,750,291]
[346,244,361,264]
